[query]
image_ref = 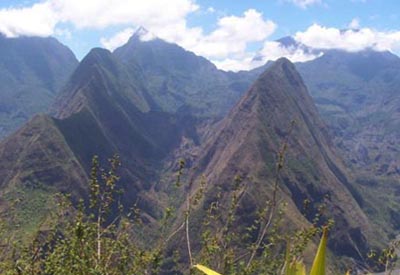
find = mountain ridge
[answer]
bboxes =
[186,58,377,261]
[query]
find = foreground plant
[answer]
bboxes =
[194,227,329,275]
[0,155,165,275]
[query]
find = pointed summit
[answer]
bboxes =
[113,27,257,117]
[135,26,148,35]
[276,36,298,47]
[79,47,114,67]
[252,36,323,64]
[129,26,156,43]
[191,58,375,261]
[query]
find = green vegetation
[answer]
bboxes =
[194,227,330,275]
[0,152,398,274]
[0,155,164,274]
[4,185,55,239]
[0,153,333,275]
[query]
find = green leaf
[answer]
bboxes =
[310,227,328,275]
[194,264,223,275]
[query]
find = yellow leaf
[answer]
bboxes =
[310,227,328,275]
[285,260,307,275]
[194,264,223,275]
[294,261,307,275]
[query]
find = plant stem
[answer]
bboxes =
[186,192,193,267]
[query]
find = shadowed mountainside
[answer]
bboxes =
[0,35,78,139]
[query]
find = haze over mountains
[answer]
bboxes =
[0,28,400,271]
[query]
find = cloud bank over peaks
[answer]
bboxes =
[255,40,322,63]
[295,24,400,53]
[99,8,277,71]
[100,27,156,51]
[1,1,400,72]
[245,22,400,72]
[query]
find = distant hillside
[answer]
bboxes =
[0,35,78,139]
[113,29,258,117]
[297,50,400,233]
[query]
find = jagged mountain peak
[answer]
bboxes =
[112,28,254,117]
[252,36,322,64]
[131,26,154,40]
[276,36,298,47]
[123,26,158,46]
[240,57,310,112]
[53,47,114,90]
[134,26,149,35]
[53,42,158,120]
[191,58,375,261]
[51,47,120,119]
[81,47,113,63]
[259,57,299,80]
[72,47,119,81]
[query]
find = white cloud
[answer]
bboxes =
[0,1,283,71]
[0,2,57,37]
[187,9,276,59]
[212,41,322,71]
[348,18,360,29]
[100,28,135,51]
[49,0,199,30]
[206,7,215,13]
[99,9,277,69]
[286,0,322,9]
[212,55,258,72]
[101,27,157,50]
[3,1,400,72]
[0,0,198,37]
[295,24,400,53]
[257,41,322,63]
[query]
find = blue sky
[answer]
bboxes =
[0,0,399,71]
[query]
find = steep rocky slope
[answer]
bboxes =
[187,58,379,261]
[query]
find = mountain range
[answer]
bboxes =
[0,30,399,272]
